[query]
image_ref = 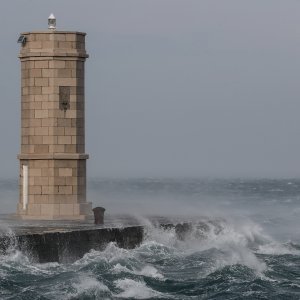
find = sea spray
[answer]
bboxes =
[0,216,299,299]
[0,222,17,256]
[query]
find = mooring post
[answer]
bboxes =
[93,207,106,225]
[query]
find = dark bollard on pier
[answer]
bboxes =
[93,207,106,224]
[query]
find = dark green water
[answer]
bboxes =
[0,178,299,299]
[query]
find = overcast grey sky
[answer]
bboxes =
[1,0,300,178]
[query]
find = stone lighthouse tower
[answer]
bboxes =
[17,15,92,220]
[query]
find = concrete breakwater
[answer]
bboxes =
[11,226,144,263]
[0,216,197,263]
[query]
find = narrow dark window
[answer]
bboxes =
[59,86,70,111]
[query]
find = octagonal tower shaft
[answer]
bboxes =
[17,31,92,220]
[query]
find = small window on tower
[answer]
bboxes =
[59,86,70,111]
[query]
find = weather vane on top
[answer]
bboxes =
[48,13,56,30]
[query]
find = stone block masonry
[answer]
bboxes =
[17,31,92,220]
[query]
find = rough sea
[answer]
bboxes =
[0,178,299,299]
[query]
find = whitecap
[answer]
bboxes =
[112,263,132,274]
[68,275,109,299]
[134,265,164,280]
[73,242,133,267]
[114,278,164,299]
[112,263,164,280]
[101,242,133,262]
[73,248,107,267]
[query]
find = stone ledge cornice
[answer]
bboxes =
[19,51,89,59]
[20,31,87,35]
[18,153,89,160]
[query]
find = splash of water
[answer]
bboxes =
[0,216,299,299]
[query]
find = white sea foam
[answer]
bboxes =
[35,261,61,270]
[0,249,26,263]
[0,249,66,285]
[256,242,300,255]
[112,263,133,274]
[0,250,64,276]
[72,215,297,279]
[73,249,107,267]
[0,223,17,254]
[68,275,109,299]
[142,217,270,275]
[135,265,164,279]
[73,242,133,268]
[114,278,164,299]
[199,220,269,273]
[210,245,266,274]
[144,226,178,248]
[113,263,164,280]
[0,226,13,239]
